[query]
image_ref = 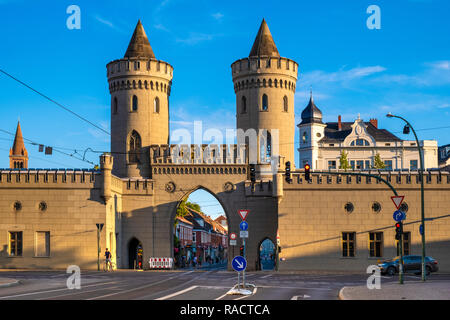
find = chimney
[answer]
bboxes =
[370,118,378,128]
[338,115,342,131]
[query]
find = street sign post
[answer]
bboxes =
[232,256,247,289]
[391,196,405,209]
[240,231,248,238]
[240,221,248,231]
[393,210,406,222]
[238,209,249,221]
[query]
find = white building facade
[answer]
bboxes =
[297,94,438,171]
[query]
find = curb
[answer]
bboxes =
[0,279,21,288]
[338,287,348,300]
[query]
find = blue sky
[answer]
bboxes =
[0,1,449,195]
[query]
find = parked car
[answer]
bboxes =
[378,255,439,276]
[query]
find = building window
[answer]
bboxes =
[9,231,23,256]
[134,61,140,70]
[328,160,336,170]
[344,202,354,213]
[384,160,393,170]
[241,96,247,114]
[365,160,371,169]
[372,202,382,213]
[35,231,50,257]
[356,160,364,170]
[13,201,22,212]
[350,139,370,146]
[302,132,308,144]
[283,96,288,112]
[113,97,118,114]
[128,130,142,163]
[342,232,356,257]
[154,97,160,113]
[262,94,268,111]
[410,160,418,170]
[260,131,271,163]
[350,160,355,169]
[369,232,383,257]
[397,232,411,256]
[132,95,138,112]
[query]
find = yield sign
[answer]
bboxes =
[391,196,405,209]
[238,209,249,221]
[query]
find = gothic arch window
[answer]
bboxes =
[154,97,160,113]
[128,130,141,163]
[150,81,154,90]
[268,79,272,87]
[302,132,308,144]
[132,95,138,112]
[260,131,272,163]
[113,97,118,114]
[283,96,288,112]
[262,94,268,111]
[263,79,266,87]
[241,96,247,114]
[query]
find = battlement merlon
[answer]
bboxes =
[106,58,173,95]
[231,56,298,82]
[148,144,251,165]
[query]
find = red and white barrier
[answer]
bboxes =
[149,257,173,269]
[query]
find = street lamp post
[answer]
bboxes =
[386,113,426,281]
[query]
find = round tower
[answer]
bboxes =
[106,20,173,178]
[231,19,298,175]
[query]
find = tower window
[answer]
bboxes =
[132,95,138,112]
[302,132,308,144]
[241,96,247,114]
[262,94,268,111]
[128,130,142,164]
[113,97,118,114]
[283,96,288,112]
[260,131,272,163]
[154,97,160,113]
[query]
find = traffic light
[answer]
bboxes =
[240,245,244,257]
[249,164,256,183]
[285,161,292,183]
[304,163,311,181]
[395,222,403,240]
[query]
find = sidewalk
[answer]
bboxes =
[0,278,20,288]
[339,280,450,300]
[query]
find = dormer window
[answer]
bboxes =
[350,139,369,146]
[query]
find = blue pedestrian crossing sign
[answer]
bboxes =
[232,256,247,272]
[240,221,248,231]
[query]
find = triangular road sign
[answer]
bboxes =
[238,209,249,221]
[391,196,404,210]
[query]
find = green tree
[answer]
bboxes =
[373,153,386,169]
[339,150,352,170]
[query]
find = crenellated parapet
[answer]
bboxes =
[282,170,450,189]
[106,58,173,95]
[0,169,98,187]
[231,56,298,93]
[149,144,249,165]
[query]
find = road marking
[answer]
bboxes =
[87,271,194,300]
[233,286,257,300]
[260,274,272,279]
[291,294,311,300]
[0,281,120,300]
[155,285,198,300]
[258,285,332,291]
[36,285,123,300]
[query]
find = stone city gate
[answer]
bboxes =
[106,145,280,271]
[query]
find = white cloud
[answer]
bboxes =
[211,12,224,20]
[176,32,215,45]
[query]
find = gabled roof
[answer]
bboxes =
[320,122,402,143]
[249,19,280,57]
[10,121,27,157]
[124,20,156,59]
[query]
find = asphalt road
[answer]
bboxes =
[1,268,449,301]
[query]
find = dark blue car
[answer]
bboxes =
[378,255,439,276]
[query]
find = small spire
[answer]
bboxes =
[309,86,313,103]
[249,18,280,57]
[124,20,155,59]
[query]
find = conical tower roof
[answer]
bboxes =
[10,121,27,156]
[300,91,323,125]
[124,20,156,59]
[249,19,280,57]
